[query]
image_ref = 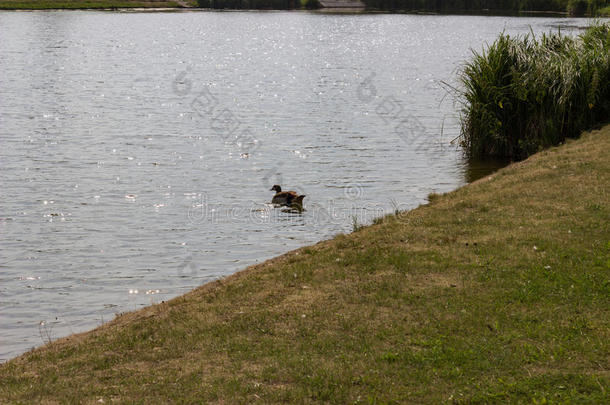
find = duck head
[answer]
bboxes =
[270,185,282,192]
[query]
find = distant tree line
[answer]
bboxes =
[363,0,565,12]
[363,0,607,14]
[196,0,300,8]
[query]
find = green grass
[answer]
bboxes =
[459,22,610,159]
[1,125,609,403]
[0,0,190,9]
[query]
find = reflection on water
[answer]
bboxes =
[464,158,512,183]
[0,10,587,361]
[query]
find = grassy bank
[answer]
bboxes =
[1,125,609,402]
[0,0,193,9]
[460,22,610,160]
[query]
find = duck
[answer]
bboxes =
[270,185,306,208]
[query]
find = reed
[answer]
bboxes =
[458,22,610,159]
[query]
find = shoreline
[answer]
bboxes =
[0,4,577,16]
[3,0,608,15]
[2,8,600,19]
[0,7,580,18]
[1,124,608,402]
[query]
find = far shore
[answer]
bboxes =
[0,1,584,17]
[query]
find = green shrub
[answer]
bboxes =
[302,0,320,8]
[588,0,610,14]
[458,22,610,159]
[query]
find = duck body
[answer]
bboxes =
[270,185,306,208]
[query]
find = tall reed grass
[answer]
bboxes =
[459,22,610,159]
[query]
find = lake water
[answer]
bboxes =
[0,10,591,361]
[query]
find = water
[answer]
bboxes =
[0,10,589,361]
